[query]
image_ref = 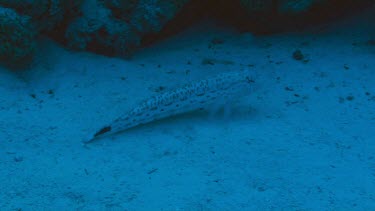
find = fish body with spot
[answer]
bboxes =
[85,70,255,143]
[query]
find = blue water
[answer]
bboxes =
[1,6,375,211]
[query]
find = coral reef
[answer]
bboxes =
[0,6,36,68]
[130,0,189,34]
[64,0,140,56]
[0,0,82,31]
[0,0,373,69]
[0,0,81,69]
[65,0,188,57]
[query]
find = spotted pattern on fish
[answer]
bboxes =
[85,70,255,143]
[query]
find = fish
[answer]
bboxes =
[84,69,256,143]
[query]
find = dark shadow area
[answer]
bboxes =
[142,0,375,47]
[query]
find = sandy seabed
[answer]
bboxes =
[1,10,375,211]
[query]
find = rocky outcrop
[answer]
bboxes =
[64,0,189,57]
[0,0,373,70]
[0,6,36,68]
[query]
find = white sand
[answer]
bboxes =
[1,11,375,210]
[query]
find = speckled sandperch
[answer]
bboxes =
[84,69,255,143]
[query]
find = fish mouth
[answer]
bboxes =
[83,126,112,144]
[94,126,112,138]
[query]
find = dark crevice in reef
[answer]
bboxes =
[141,0,375,47]
[218,0,375,34]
